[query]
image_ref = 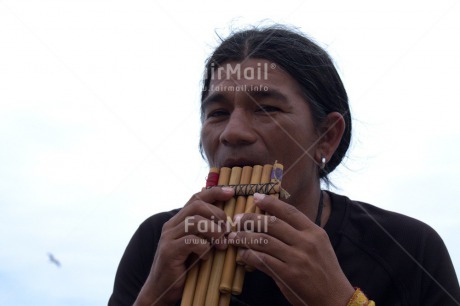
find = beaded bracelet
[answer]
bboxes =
[346,288,376,306]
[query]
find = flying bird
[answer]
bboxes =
[48,253,61,267]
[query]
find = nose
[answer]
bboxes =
[219,108,257,147]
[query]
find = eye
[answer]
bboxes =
[255,105,281,114]
[206,109,229,119]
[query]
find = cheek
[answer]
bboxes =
[271,123,312,154]
[268,122,317,176]
[200,125,218,162]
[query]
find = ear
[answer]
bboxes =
[314,112,346,164]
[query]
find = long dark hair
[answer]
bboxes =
[201,25,352,181]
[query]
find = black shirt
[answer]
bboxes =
[109,192,460,305]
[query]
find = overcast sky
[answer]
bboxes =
[1,0,459,305]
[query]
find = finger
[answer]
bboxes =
[253,193,314,231]
[164,234,213,262]
[185,186,235,207]
[168,197,230,228]
[178,234,216,260]
[236,246,285,279]
[183,216,229,250]
[233,213,299,246]
[227,231,289,262]
[162,214,229,247]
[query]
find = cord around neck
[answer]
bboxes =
[314,190,324,226]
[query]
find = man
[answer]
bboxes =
[109,26,460,306]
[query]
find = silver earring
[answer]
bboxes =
[320,157,326,169]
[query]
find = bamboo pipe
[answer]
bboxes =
[181,168,220,306]
[219,166,253,293]
[218,293,231,306]
[231,165,263,295]
[245,164,272,272]
[254,165,273,214]
[204,167,242,306]
[191,168,232,306]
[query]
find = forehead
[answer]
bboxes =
[206,58,302,96]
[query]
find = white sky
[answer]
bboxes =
[0,0,459,305]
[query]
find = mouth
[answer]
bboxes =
[220,158,262,168]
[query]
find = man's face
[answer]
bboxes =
[201,59,321,200]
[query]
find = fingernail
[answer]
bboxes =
[254,193,265,203]
[233,213,243,223]
[213,239,227,250]
[228,232,237,240]
[222,187,234,194]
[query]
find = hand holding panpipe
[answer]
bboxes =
[181,162,284,306]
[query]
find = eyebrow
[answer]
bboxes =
[201,92,228,115]
[247,89,288,103]
[201,89,288,114]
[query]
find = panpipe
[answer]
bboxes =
[181,162,284,306]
